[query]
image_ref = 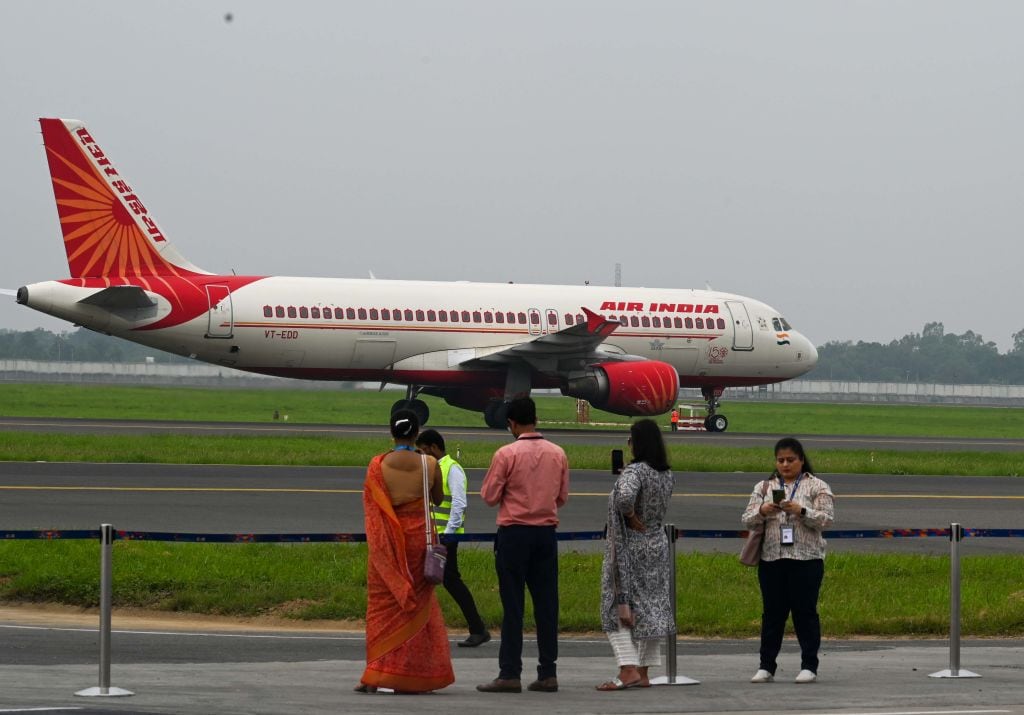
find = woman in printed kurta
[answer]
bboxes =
[356,409,454,694]
[597,418,675,690]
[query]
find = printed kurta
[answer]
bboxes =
[599,462,676,638]
[360,455,454,692]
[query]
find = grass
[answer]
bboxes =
[0,432,1020,476]
[1,541,1021,637]
[3,383,1024,438]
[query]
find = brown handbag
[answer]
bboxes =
[739,480,770,567]
[421,455,447,584]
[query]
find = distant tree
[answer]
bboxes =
[1013,328,1024,355]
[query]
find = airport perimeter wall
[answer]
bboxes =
[3,359,1024,405]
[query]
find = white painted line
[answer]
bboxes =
[804,710,1011,715]
[0,709,85,713]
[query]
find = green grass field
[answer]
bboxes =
[2,383,1024,438]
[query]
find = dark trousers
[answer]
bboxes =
[494,525,559,680]
[757,558,824,674]
[441,539,486,635]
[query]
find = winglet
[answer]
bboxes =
[582,307,620,337]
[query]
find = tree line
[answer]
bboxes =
[3,322,1024,384]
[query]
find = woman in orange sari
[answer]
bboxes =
[356,409,455,693]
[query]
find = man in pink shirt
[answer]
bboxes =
[476,397,570,694]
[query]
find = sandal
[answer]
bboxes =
[353,684,378,693]
[595,677,642,691]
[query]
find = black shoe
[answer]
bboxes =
[458,632,491,648]
[476,678,522,693]
[527,677,558,692]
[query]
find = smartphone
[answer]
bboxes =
[771,488,786,504]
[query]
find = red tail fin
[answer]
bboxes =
[39,118,209,278]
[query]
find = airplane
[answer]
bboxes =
[14,118,818,431]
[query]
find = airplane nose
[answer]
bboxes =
[805,337,818,368]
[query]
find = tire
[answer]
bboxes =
[409,399,430,427]
[391,399,410,417]
[710,414,728,433]
[483,400,509,429]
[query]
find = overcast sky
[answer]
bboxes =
[2,1,1022,350]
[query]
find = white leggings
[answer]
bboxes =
[607,626,663,667]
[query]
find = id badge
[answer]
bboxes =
[780,526,795,545]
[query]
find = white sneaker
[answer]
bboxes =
[794,669,817,683]
[750,669,774,683]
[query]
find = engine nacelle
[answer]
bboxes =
[561,361,679,416]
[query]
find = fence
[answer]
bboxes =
[3,523,1019,696]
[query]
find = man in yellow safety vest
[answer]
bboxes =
[416,429,491,647]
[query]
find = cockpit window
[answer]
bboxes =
[780,317,792,330]
[772,318,782,331]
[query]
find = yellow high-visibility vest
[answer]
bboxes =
[433,454,466,534]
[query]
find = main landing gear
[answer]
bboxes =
[701,387,728,433]
[391,386,430,427]
[483,399,509,429]
[483,364,530,430]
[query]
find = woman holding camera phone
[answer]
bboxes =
[741,437,835,684]
[596,419,675,691]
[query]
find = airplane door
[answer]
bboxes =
[527,308,542,336]
[545,308,560,334]
[726,300,753,350]
[205,285,233,339]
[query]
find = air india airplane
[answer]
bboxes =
[14,118,818,431]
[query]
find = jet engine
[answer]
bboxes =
[561,361,679,416]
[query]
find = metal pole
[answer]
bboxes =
[76,524,134,697]
[929,523,979,679]
[649,523,699,686]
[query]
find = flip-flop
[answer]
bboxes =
[595,677,642,691]
[353,684,378,693]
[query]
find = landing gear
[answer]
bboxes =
[484,399,509,430]
[701,387,728,433]
[391,386,429,426]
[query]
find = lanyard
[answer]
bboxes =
[393,445,416,452]
[779,473,802,501]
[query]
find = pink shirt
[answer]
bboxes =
[480,433,570,526]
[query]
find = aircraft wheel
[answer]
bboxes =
[483,400,509,429]
[409,399,430,427]
[391,399,410,417]
[709,414,728,433]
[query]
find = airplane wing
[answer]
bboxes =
[78,285,157,310]
[459,307,631,370]
[0,289,16,297]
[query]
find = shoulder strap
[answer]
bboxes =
[422,455,439,544]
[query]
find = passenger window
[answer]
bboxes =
[311,307,320,319]
[287,306,297,318]
[427,310,436,321]
[641,316,650,327]
[518,312,527,324]
[382,309,391,320]
[717,318,725,329]
[631,316,639,327]
[473,311,482,323]
[685,317,693,329]
[652,316,661,328]
[438,310,448,322]
[564,313,574,325]
[674,317,683,329]
[415,310,425,321]
[508,312,517,323]
[275,306,285,318]
[299,307,309,319]
[263,306,272,318]
[356,308,366,320]
[461,311,471,322]
[696,317,704,329]
[495,312,505,324]
[346,308,355,319]
[393,310,402,322]
[576,313,584,324]
[404,309,414,321]
[369,308,379,320]
[484,311,493,323]
[334,308,343,319]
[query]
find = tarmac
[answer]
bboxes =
[0,609,1022,715]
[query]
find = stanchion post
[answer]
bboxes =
[649,523,699,686]
[929,522,979,679]
[75,524,134,697]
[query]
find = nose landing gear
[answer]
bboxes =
[701,387,728,433]
[391,386,430,426]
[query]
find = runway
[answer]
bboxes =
[3,415,1024,452]
[0,462,1020,553]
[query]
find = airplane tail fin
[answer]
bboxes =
[38,118,209,279]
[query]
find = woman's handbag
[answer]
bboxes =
[421,455,447,585]
[739,480,771,567]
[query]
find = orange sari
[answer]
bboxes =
[360,454,454,692]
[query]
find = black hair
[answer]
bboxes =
[629,418,670,472]
[389,409,419,440]
[774,436,813,474]
[415,428,445,451]
[506,396,537,426]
